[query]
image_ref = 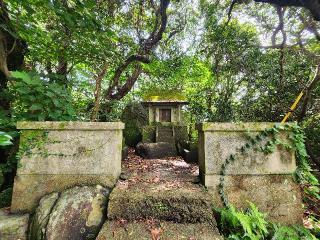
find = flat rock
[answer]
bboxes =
[96,221,222,240]
[45,185,109,240]
[108,185,215,224]
[0,208,29,240]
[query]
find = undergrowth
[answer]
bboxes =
[215,202,318,240]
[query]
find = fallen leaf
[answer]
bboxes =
[150,227,163,240]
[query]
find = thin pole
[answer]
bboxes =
[281,91,304,123]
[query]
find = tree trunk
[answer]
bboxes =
[298,64,320,122]
[103,0,170,113]
[91,63,108,121]
[0,0,27,112]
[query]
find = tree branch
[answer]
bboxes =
[104,0,170,104]
[91,63,108,121]
[254,0,320,21]
[226,0,238,25]
[298,64,320,121]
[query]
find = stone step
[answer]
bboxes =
[156,137,175,144]
[97,221,222,240]
[157,131,173,136]
[107,184,215,224]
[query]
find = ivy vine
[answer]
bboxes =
[218,122,318,207]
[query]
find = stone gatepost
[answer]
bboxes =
[197,122,303,225]
[11,121,124,213]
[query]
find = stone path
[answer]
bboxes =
[97,148,222,240]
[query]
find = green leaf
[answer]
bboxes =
[0,132,13,146]
[29,103,43,111]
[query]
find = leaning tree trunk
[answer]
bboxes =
[0,0,27,111]
[102,0,170,114]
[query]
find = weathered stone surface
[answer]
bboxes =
[108,185,215,224]
[12,121,123,213]
[16,121,124,130]
[206,175,303,225]
[121,146,128,161]
[136,142,177,159]
[197,122,296,175]
[156,126,175,143]
[29,192,59,240]
[11,174,116,213]
[0,208,29,240]
[45,185,109,240]
[96,221,223,240]
[197,122,303,225]
[142,125,156,143]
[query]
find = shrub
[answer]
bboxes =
[10,71,76,121]
[215,203,317,240]
[217,202,268,240]
[0,132,12,146]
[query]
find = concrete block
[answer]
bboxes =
[11,121,124,213]
[197,122,296,175]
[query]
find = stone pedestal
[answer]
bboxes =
[197,122,303,224]
[11,121,124,213]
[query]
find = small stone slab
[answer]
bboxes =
[0,208,29,240]
[136,142,177,159]
[96,221,223,240]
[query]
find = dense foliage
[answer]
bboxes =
[10,71,76,121]
[0,0,319,234]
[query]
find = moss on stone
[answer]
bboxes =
[108,186,215,224]
[142,125,156,143]
[97,221,222,240]
[142,90,187,101]
[58,122,68,130]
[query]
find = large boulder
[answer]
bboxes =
[121,102,148,147]
[0,208,29,240]
[28,185,110,240]
[136,142,177,159]
[45,185,109,240]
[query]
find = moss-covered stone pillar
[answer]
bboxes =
[197,122,303,225]
[11,121,124,213]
